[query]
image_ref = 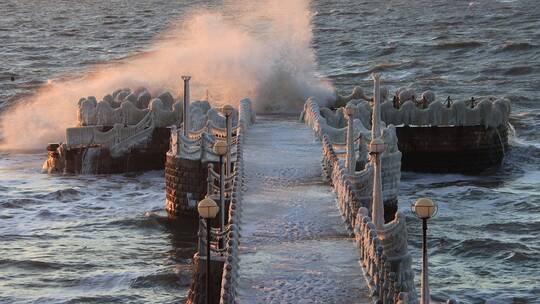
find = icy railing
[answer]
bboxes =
[193,99,253,304]
[303,99,401,204]
[77,89,180,127]
[66,111,155,157]
[217,99,252,304]
[169,129,220,161]
[167,99,253,162]
[301,98,373,147]
[77,85,243,129]
[69,92,240,160]
[69,99,211,147]
[380,94,511,129]
[321,134,417,304]
[314,86,511,130]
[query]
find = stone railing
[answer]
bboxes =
[321,134,417,304]
[355,208,416,304]
[185,99,253,304]
[77,89,179,127]
[303,99,401,209]
[322,134,372,228]
[218,98,252,304]
[380,97,511,128]
[167,119,240,162]
[217,125,244,304]
[70,84,237,156]
[66,112,155,156]
[324,86,511,129]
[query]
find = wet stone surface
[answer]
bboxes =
[237,116,370,304]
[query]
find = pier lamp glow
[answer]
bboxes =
[411,198,438,304]
[198,197,219,219]
[197,197,218,304]
[213,140,228,249]
[411,198,438,219]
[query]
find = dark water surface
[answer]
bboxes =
[311,1,540,303]
[1,0,539,303]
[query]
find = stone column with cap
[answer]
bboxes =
[345,103,356,174]
[369,73,386,229]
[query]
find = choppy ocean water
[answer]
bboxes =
[1,0,539,303]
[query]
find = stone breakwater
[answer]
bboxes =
[303,85,512,173]
[43,86,242,174]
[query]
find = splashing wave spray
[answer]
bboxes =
[0,0,334,151]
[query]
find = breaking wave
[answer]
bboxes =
[0,0,334,151]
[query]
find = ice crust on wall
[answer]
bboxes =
[68,88,239,151]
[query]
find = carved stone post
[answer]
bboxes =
[370,73,386,229]
[182,76,191,137]
[345,104,356,174]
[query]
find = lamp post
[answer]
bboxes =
[197,197,219,304]
[369,73,386,229]
[411,198,438,304]
[344,103,356,174]
[213,140,228,249]
[182,76,191,136]
[221,104,234,180]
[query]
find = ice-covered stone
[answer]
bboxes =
[96,99,122,125]
[157,92,174,110]
[120,99,149,125]
[103,94,114,104]
[124,93,138,104]
[136,90,152,109]
[77,98,97,126]
[116,90,131,102]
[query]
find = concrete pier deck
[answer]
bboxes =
[237,116,370,304]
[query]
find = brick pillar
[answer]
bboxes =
[165,155,221,218]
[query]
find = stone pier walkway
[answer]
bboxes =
[237,116,370,304]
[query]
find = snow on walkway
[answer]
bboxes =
[237,116,370,304]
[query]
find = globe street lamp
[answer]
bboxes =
[213,140,228,249]
[411,198,438,304]
[198,197,219,304]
